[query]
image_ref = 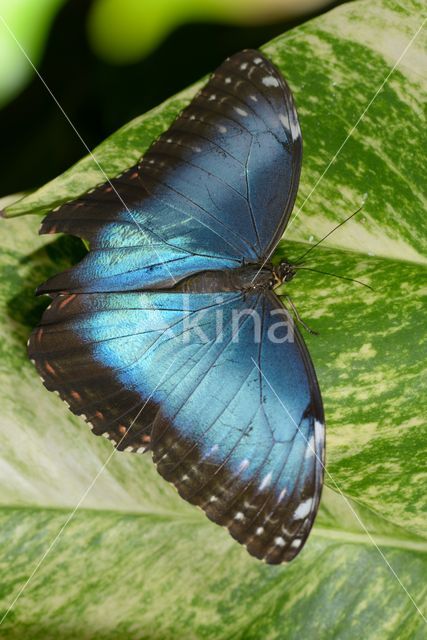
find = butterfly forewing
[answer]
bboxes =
[38,50,301,294]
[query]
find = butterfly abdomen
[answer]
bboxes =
[171,265,274,293]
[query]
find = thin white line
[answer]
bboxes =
[0,357,177,626]
[251,357,426,623]
[287,16,426,230]
[0,14,177,284]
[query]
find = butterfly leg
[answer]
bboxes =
[282,294,319,336]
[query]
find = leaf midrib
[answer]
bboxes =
[1,502,426,554]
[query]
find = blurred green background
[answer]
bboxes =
[0,0,348,198]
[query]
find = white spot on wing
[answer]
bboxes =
[259,472,272,491]
[294,498,313,520]
[277,488,287,503]
[253,57,262,65]
[281,524,292,536]
[305,436,315,458]
[209,495,218,503]
[274,536,286,547]
[217,125,227,133]
[279,113,288,127]
[225,77,232,84]
[234,107,248,117]
[291,539,302,549]
[244,501,256,512]
[290,120,300,139]
[262,75,279,87]
[255,527,264,536]
[234,511,245,521]
[238,458,250,472]
[240,62,248,70]
[315,419,324,448]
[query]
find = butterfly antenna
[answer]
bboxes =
[294,266,374,291]
[294,202,366,264]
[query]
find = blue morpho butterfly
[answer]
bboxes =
[28,50,324,564]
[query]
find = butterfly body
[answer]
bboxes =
[29,50,325,564]
[169,263,275,292]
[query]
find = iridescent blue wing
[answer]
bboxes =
[38,49,301,294]
[28,291,323,563]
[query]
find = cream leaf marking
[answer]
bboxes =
[287,16,427,230]
[0,356,178,626]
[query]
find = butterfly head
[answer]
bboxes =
[274,261,296,285]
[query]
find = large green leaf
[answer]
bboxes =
[0,0,426,637]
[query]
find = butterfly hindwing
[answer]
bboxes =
[28,291,324,563]
[38,49,301,294]
[150,291,324,563]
